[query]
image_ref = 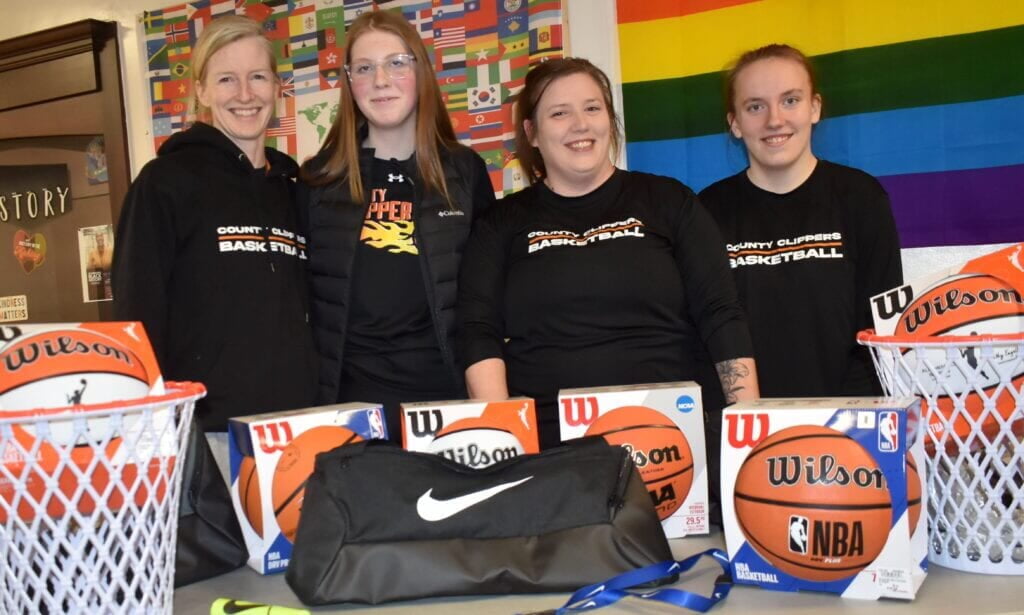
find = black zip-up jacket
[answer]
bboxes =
[113,123,318,430]
[302,143,495,404]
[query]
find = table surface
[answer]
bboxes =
[174,532,1024,614]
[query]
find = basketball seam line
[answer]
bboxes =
[734,492,892,511]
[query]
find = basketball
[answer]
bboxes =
[427,419,525,468]
[238,456,262,535]
[0,427,167,523]
[893,273,1024,452]
[271,425,362,542]
[894,274,1024,339]
[585,406,693,521]
[733,425,893,582]
[0,327,155,445]
[906,453,921,536]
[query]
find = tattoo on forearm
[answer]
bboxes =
[716,359,750,405]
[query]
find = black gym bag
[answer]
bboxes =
[285,437,672,605]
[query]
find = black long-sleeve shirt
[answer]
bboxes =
[113,123,317,430]
[458,169,752,447]
[699,160,903,397]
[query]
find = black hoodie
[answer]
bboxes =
[113,123,317,430]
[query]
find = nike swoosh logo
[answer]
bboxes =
[416,476,533,522]
[219,599,255,614]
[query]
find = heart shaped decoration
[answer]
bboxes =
[13,229,46,273]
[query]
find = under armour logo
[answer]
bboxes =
[388,173,404,183]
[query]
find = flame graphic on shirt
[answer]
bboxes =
[361,220,417,255]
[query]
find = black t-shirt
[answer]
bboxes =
[458,169,752,447]
[342,157,454,426]
[699,160,903,397]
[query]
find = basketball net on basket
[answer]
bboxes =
[0,382,205,614]
[858,330,1024,574]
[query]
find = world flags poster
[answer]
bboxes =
[142,0,564,195]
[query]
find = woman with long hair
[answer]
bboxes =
[301,11,495,437]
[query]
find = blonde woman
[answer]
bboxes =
[114,16,317,432]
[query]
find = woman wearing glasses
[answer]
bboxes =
[301,11,495,437]
[457,58,759,448]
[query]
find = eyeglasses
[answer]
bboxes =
[345,53,416,82]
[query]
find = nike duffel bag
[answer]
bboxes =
[285,437,672,605]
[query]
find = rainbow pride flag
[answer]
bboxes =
[617,0,1024,248]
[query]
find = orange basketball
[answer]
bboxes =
[734,425,892,582]
[906,453,921,537]
[893,273,1024,453]
[585,406,693,521]
[238,456,262,535]
[894,274,1024,339]
[272,426,362,542]
[0,328,152,411]
[0,426,168,523]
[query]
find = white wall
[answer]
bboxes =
[3,0,1008,280]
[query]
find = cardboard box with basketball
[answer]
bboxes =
[401,398,540,467]
[228,403,387,574]
[721,397,927,600]
[557,382,709,537]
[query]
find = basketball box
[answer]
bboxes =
[401,398,540,467]
[557,382,708,537]
[721,397,927,600]
[228,403,387,574]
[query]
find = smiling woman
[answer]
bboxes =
[457,57,760,449]
[112,15,317,434]
[299,11,495,438]
[194,35,278,167]
[699,44,903,398]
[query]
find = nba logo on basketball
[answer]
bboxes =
[788,515,809,554]
[878,411,898,452]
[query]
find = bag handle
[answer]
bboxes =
[530,548,732,614]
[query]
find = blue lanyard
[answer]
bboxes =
[546,548,732,614]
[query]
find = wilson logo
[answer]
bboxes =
[900,287,1023,334]
[561,396,598,427]
[765,455,886,489]
[407,409,444,438]
[253,422,294,454]
[870,285,913,320]
[725,413,769,449]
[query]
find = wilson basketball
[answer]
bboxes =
[427,419,525,468]
[906,453,921,536]
[0,427,164,523]
[0,328,154,445]
[734,425,893,582]
[238,455,262,535]
[894,274,1024,339]
[893,273,1024,452]
[585,406,693,520]
[272,426,362,542]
